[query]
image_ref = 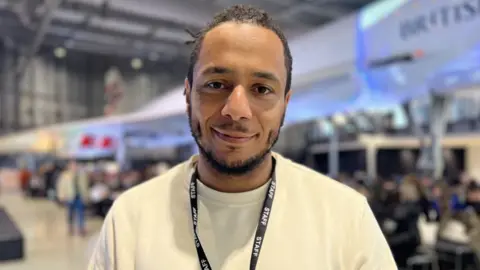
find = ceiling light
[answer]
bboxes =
[54,47,67,58]
[332,114,347,125]
[131,58,143,70]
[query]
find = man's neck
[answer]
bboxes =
[196,154,273,193]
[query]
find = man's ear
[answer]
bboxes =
[285,89,292,105]
[184,78,191,108]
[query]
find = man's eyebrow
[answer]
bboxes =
[200,66,280,84]
[201,66,234,76]
[253,71,280,84]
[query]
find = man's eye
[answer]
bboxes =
[206,82,225,89]
[255,86,272,95]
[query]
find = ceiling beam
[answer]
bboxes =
[43,34,189,65]
[43,35,159,58]
[0,13,34,43]
[51,18,189,45]
[334,0,372,10]
[8,0,43,28]
[60,0,206,33]
[0,12,190,62]
[276,1,349,21]
[47,19,190,53]
[16,0,62,78]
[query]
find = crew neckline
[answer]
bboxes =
[184,154,278,206]
[195,177,271,206]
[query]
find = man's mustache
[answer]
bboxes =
[213,121,250,133]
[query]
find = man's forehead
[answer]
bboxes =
[197,22,286,78]
[202,22,283,49]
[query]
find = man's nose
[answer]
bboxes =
[221,86,252,121]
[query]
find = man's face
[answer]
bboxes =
[468,189,480,202]
[399,182,419,202]
[432,186,442,198]
[186,22,291,175]
[383,181,396,192]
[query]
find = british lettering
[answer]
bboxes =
[400,0,479,40]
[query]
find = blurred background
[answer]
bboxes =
[0,0,480,269]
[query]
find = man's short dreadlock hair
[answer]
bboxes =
[185,5,292,95]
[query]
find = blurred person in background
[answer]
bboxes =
[426,181,446,222]
[435,177,470,244]
[18,161,31,194]
[465,181,480,213]
[436,177,479,269]
[89,4,395,270]
[460,206,480,269]
[156,162,171,176]
[380,178,398,204]
[29,169,45,197]
[90,169,112,218]
[448,176,468,211]
[57,160,90,236]
[420,175,433,189]
[461,181,480,266]
[118,170,141,191]
[355,179,371,200]
[375,175,429,268]
[42,162,57,200]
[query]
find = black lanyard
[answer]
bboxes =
[189,159,277,270]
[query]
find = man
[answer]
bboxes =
[463,181,480,265]
[89,5,396,270]
[42,162,57,200]
[18,161,31,195]
[57,160,90,236]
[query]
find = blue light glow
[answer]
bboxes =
[359,0,409,30]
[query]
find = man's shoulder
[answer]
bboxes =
[276,154,366,205]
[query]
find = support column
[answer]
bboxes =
[115,129,129,172]
[366,144,377,182]
[328,121,339,177]
[402,101,418,134]
[417,94,452,179]
[430,94,452,180]
[0,42,5,132]
[1,39,20,132]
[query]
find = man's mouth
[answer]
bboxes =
[212,128,255,144]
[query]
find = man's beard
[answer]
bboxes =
[188,105,284,176]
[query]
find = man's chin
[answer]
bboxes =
[217,157,253,169]
[210,153,255,168]
[199,145,271,175]
[212,147,249,158]
[208,157,264,176]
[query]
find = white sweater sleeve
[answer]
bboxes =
[88,197,136,270]
[351,199,398,270]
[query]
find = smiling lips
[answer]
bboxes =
[212,128,255,144]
